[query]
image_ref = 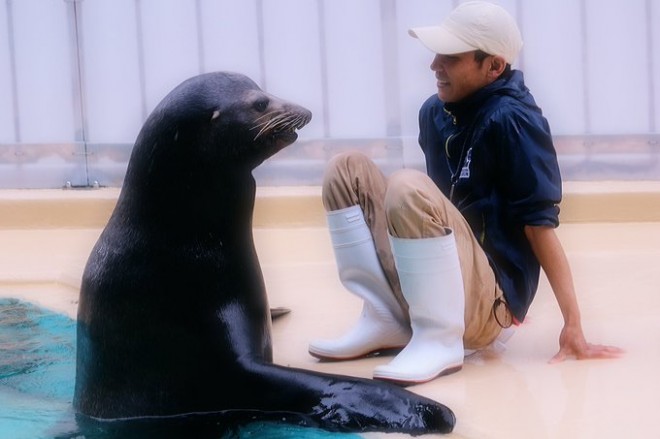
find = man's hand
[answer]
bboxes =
[550,322,624,363]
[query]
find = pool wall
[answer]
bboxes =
[1,182,660,230]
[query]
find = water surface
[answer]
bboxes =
[0,298,360,439]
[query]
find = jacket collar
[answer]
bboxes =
[443,70,523,126]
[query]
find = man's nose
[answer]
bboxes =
[430,54,443,72]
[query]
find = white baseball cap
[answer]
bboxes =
[408,1,523,64]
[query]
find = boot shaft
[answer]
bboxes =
[390,232,465,334]
[326,205,372,248]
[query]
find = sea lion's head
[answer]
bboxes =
[131,72,312,179]
[198,72,312,167]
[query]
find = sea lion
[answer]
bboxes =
[73,72,455,435]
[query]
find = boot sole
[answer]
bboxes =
[373,364,463,387]
[308,345,407,362]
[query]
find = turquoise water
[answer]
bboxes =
[0,299,361,439]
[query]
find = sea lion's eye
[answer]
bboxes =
[253,99,269,113]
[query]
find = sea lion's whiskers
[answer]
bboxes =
[254,111,277,123]
[252,113,284,132]
[292,114,311,129]
[253,112,300,140]
[255,111,311,136]
[253,117,281,140]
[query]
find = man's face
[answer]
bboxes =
[431,51,493,103]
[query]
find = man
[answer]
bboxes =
[309,1,621,385]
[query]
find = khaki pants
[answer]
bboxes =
[322,151,507,349]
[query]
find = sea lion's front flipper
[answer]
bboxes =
[242,362,455,435]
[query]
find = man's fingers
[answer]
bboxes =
[581,344,625,360]
[550,344,623,364]
[551,344,624,363]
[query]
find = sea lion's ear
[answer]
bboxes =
[211,110,221,121]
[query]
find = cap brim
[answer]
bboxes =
[408,26,476,55]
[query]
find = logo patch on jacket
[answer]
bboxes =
[459,148,472,179]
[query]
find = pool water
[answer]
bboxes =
[0,299,361,439]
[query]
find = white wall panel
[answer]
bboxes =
[323,0,387,138]
[522,0,585,135]
[0,2,15,143]
[12,0,75,143]
[81,0,143,143]
[652,0,660,132]
[199,0,261,79]
[139,0,201,114]
[585,0,649,134]
[0,0,658,187]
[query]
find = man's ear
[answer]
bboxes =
[488,55,507,79]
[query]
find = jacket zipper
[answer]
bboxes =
[444,134,455,158]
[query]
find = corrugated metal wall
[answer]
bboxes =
[1,0,658,188]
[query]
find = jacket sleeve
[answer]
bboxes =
[490,105,562,227]
[418,95,439,156]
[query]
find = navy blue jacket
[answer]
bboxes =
[418,70,561,322]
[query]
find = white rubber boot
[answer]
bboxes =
[373,231,465,384]
[308,205,411,361]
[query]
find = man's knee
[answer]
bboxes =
[322,151,379,211]
[385,169,428,227]
[384,169,453,238]
[385,169,429,209]
[323,151,369,187]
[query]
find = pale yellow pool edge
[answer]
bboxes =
[1,180,660,229]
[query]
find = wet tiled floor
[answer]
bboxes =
[0,188,658,438]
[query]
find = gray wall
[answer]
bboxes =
[1,0,659,188]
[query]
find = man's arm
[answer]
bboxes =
[523,225,623,362]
